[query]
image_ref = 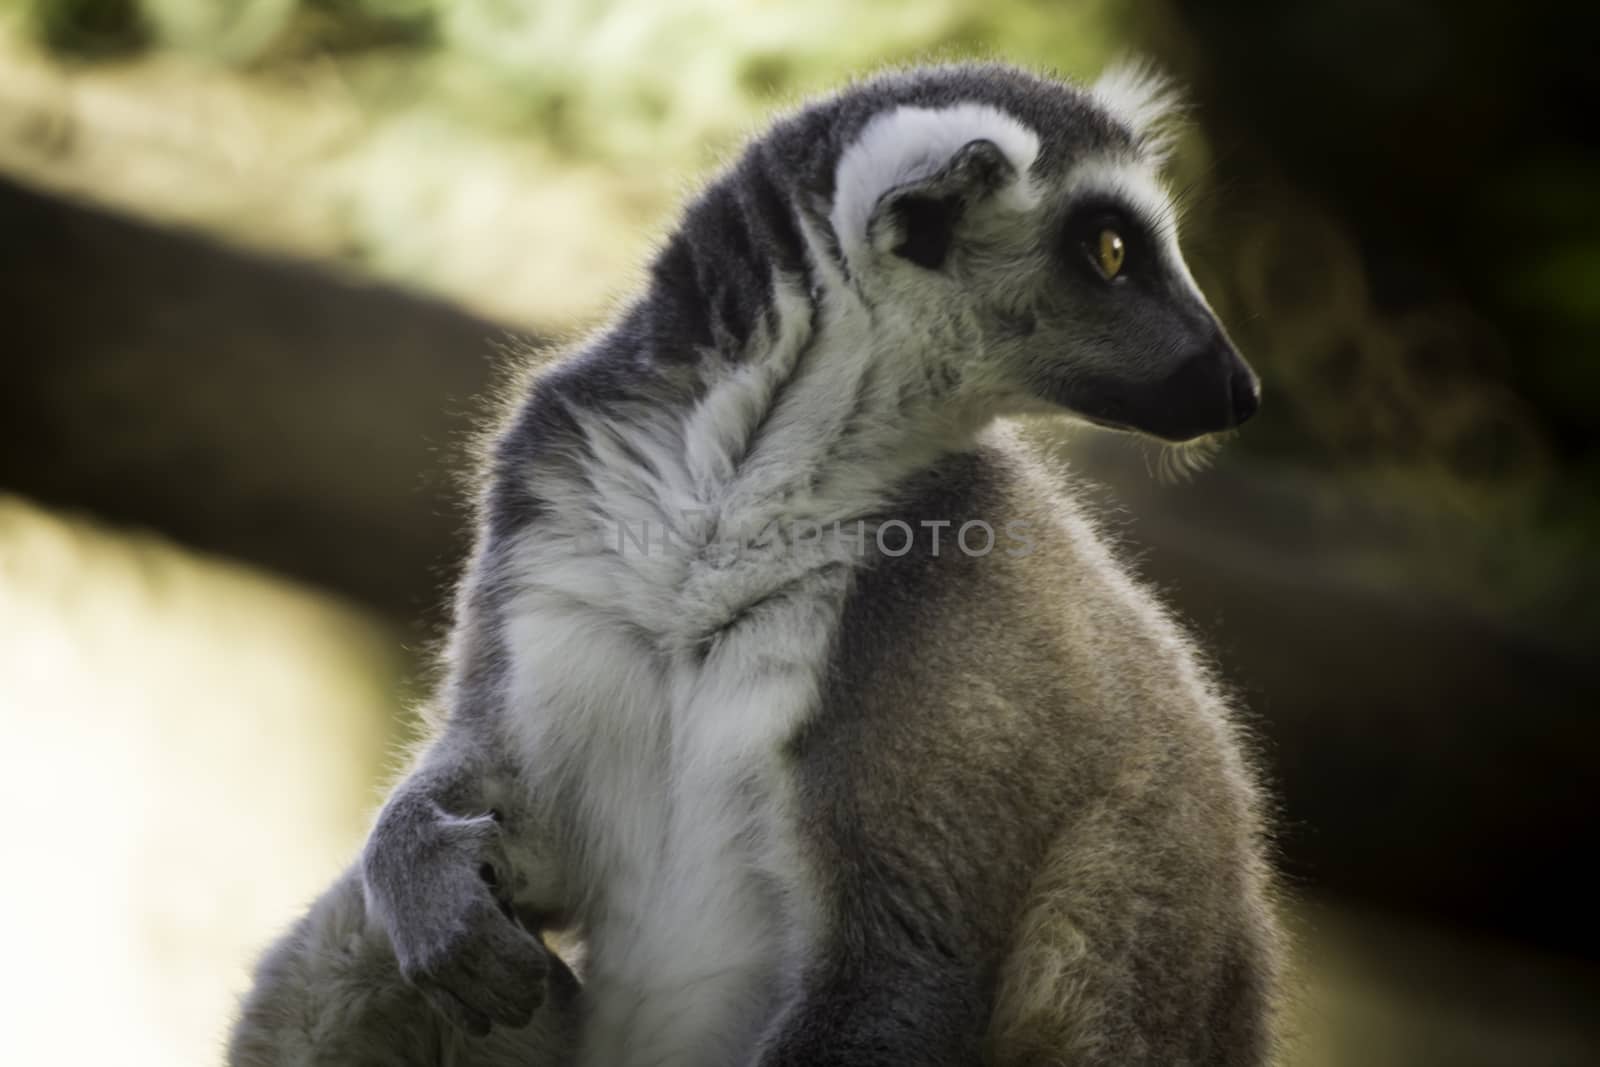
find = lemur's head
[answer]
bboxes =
[816,63,1258,443]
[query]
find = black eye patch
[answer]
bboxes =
[1058,196,1155,282]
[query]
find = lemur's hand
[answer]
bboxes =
[365,806,552,1036]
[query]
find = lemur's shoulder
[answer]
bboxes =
[817,423,1235,762]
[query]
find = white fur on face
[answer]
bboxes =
[830,103,1042,268]
[1061,157,1174,239]
[1061,155,1209,308]
[1091,60,1185,163]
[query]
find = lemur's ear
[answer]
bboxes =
[869,138,1018,270]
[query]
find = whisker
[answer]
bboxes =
[1146,433,1228,485]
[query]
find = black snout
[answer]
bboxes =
[1069,338,1260,443]
[1134,340,1259,441]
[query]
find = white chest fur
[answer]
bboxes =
[495,280,923,1065]
[500,562,844,1067]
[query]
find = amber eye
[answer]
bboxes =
[1096,228,1126,280]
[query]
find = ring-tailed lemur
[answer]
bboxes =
[232,62,1281,1066]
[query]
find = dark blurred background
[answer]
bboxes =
[0,1,1596,1063]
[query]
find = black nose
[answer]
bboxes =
[1071,338,1261,442]
[1229,362,1261,426]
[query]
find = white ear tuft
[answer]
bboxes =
[831,104,1040,268]
[1092,59,1186,163]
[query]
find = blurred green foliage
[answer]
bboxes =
[19,0,1125,160]
[26,0,147,55]
[13,0,1598,637]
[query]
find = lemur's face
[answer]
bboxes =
[1003,161,1259,442]
[830,79,1258,443]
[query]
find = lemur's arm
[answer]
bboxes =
[362,532,564,1036]
[361,742,553,1035]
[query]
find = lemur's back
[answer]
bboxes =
[785,436,1279,1063]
